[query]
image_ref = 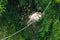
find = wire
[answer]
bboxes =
[1,22,33,40]
[1,0,52,40]
[42,0,52,14]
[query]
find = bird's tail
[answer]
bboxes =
[27,19,32,24]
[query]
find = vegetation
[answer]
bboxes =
[0,0,60,40]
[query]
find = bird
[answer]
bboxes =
[27,12,42,24]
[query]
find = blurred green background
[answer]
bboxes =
[0,0,60,40]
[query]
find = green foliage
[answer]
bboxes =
[0,0,7,14]
[54,0,60,3]
[19,0,26,6]
[0,0,60,40]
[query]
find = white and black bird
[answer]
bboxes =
[27,12,42,24]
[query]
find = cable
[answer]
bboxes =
[1,22,33,40]
[42,0,52,14]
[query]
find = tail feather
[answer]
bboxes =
[27,20,31,24]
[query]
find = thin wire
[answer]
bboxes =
[42,0,52,14]
[1,22,33,40]
[1,0,52,40]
